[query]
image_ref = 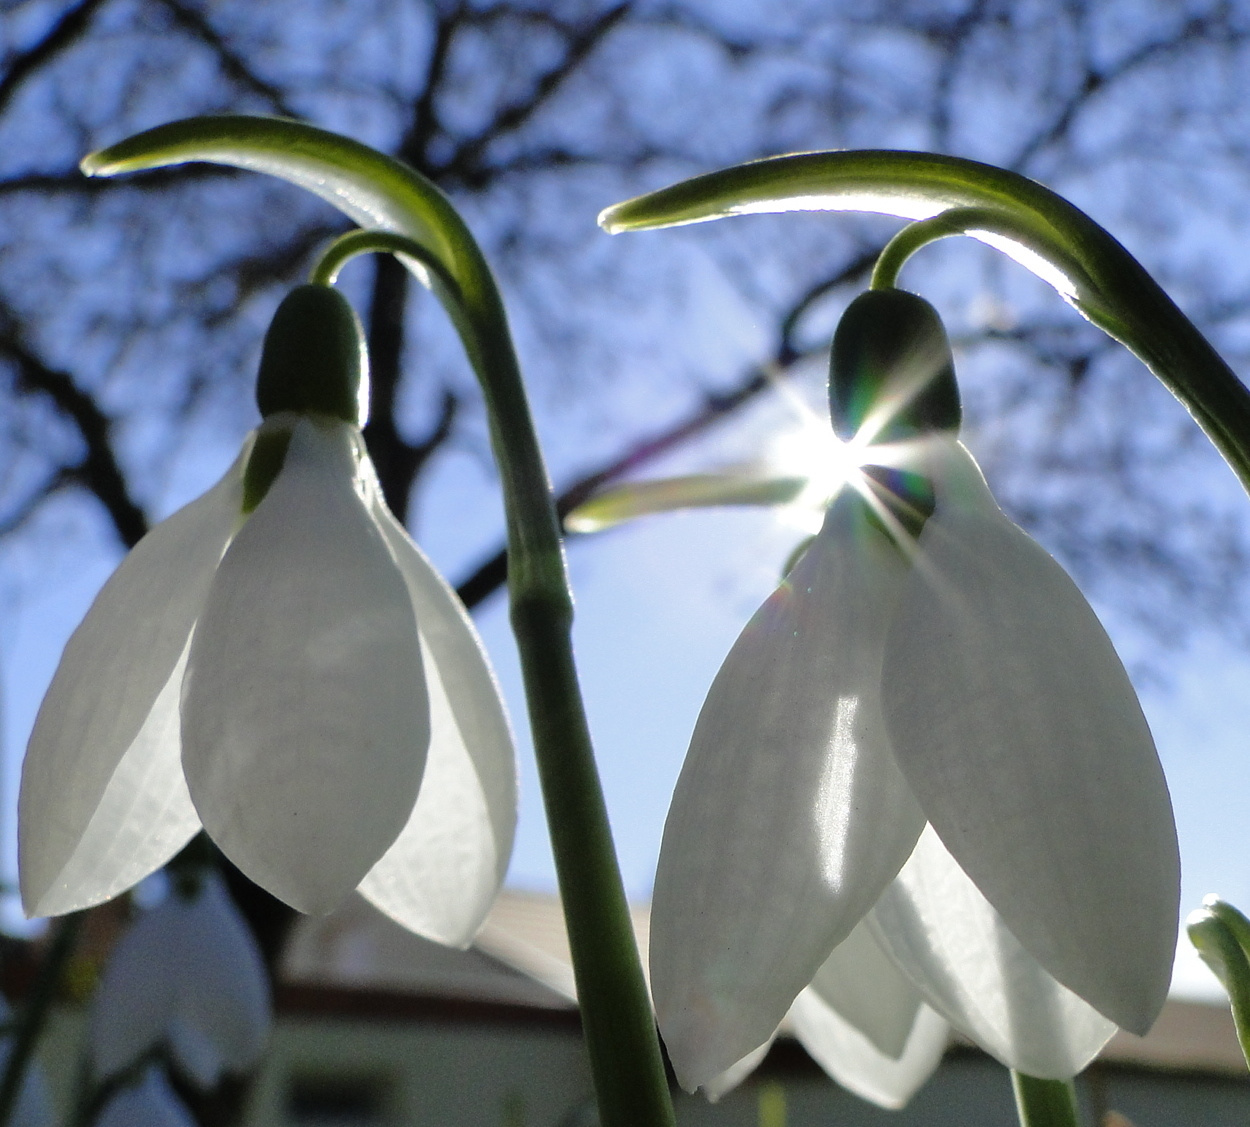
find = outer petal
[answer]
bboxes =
[18,449,247,916]
[181,419,428,914]
[651,494,926,1091]
[358,488,517,947]
[880,439,1179,1034]
[871,826,1116,1078]
[90,872,271,1088]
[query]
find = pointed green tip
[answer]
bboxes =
[597,203,628,234]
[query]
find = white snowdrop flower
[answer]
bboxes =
[651,290,1179,1098]
[89,870,270,1088]
[19,285,516,944]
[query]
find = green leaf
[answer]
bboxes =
[82,115,498,411]
[565,473,808,533]
[1188,903,1250,1071]
[600,151,1250,497]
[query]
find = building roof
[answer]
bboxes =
[280,889,1247,1077]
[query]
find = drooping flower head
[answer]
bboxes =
[89,866,271,1090]
[651,288,1180,1103]
[19,284,517,946]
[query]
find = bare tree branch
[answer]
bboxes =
[0,0,110,116]
[0,326,148,549]
[149,0,300,118]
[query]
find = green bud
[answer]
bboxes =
[829,289,961,443]
[255,284,368,425]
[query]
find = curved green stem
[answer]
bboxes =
[0,913,83,1127]
[83,116,675,1127]
[870,207,1094,294]
[1011,1072,1083,1127]
[602,150,1250,501]
[310,229,460,293]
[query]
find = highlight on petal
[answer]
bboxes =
[871,826,1117,1078]
[651,494,925,1091]
[95,1067,196,1127]
[90,872,271,1088]
[18,449,247,916]
[881,439,1179,1034]
[181,419,428,914]
[359,490,517,947]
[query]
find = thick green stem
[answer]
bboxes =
[513,595,673,1125]
[0,913,83,1127]
[312,230,676,1127]
[476,308,675,1127]
[1012,1072,1083,1127]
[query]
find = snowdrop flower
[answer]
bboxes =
[89,869,270,1089]
[19,285,516,944]
[651,289,1180,1098]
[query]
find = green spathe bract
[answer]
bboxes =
[829,289,960,443]
[256,284,368,426]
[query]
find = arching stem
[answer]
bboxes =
[310,229,677,1127]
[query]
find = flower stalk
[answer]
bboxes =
[1012,1073,1083,1127]
[307,228,676,1127]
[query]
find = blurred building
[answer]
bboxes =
[25,889,1250,1126]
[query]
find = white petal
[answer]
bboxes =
[181,419,428,914]
[790,991,947,1110]
[651,495,925,1091]
[18,450,245,916]
[95,1068,196,1127]
[701,1038,775,1102]
[90,872,271,1088]
[881,439,1179,1034]
[358,490,516,946]
[871,826,1116,1078]
[31,649,201,918]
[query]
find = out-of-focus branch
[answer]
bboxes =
[439,2,630,183]
[150,0,299,117]
[0,0,110,116]
[1010,7,1249,170]
[0,329,148,548]
[0,165,240,197]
